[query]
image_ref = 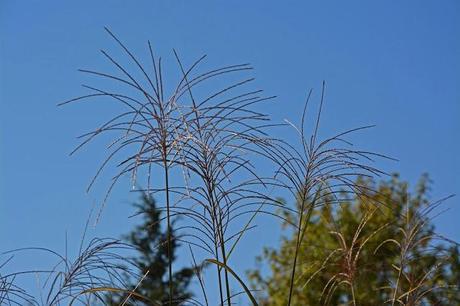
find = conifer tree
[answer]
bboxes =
[106,193,194,305]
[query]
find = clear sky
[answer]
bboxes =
[1,0,459,303]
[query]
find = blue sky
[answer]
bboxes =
[1,0,459,303]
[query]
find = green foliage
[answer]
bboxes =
[106,194,194,305]
[249,174,460,305]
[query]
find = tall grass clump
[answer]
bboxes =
[59,28,282,305]
[51,29,459,305]
[1,234,139,305]
[375,193,457,305]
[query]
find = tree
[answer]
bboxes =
[106,193,194,305]
[249,174,460,305]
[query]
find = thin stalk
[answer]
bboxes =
[217,201,232,306]
[207,183,226,306]
[350,283,357,306]
[287,192,314,306]
[206,178,231,306]
[392,268,402,306]
[287,196,305,306]
[213,215,225,306]
[163,152,173,306]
